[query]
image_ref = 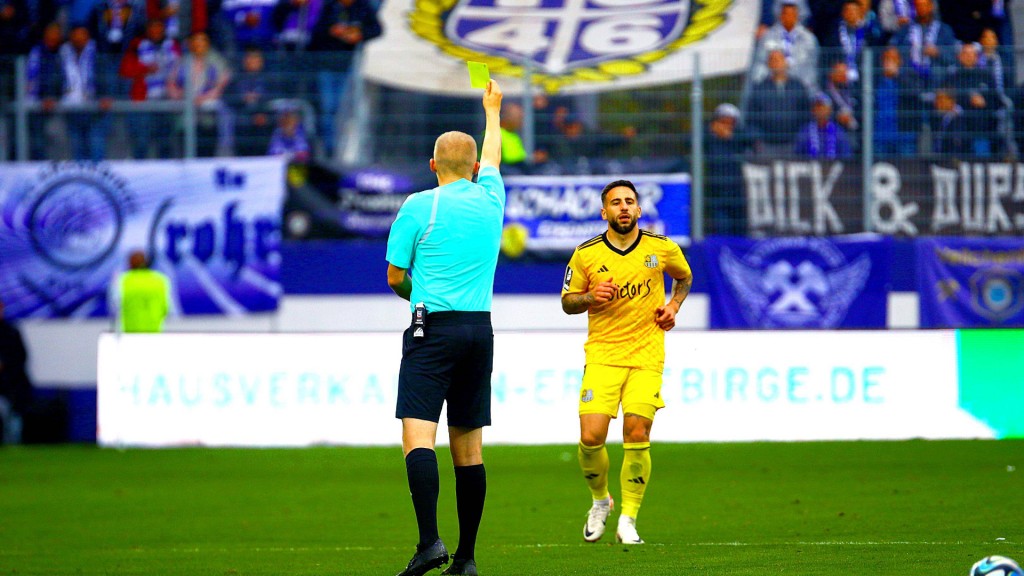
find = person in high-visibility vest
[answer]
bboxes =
[111,250,171,333]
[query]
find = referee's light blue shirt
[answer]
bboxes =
[386,166,506,313]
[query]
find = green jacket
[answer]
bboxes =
[117,269,171,333]
[500,128,527,165]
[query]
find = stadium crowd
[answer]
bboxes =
[741,0,1017,160]
[0,0,1019,166]
[0,0,381,160]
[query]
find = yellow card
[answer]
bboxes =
[468,61,490,89]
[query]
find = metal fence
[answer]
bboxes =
[2,45,1022,239]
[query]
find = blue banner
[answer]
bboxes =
[705,236,891,329]
[0,159,286,319]
[503,173,690,257]
[917,238,1024,328]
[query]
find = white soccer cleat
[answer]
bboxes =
[583,497,613,542]
[615,515,645,544]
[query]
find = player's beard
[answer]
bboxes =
[609,214,638,235]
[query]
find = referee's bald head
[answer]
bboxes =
[433,131,479,179]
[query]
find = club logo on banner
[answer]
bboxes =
[365,0,757,95]
[917,238,1024,328]
[0,159,286,320]
[706,237,890,329]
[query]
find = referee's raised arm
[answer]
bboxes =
[479,80,503,170]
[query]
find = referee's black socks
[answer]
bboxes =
[405,448,440,548]
[453,463,486,561]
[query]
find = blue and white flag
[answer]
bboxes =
[0,159,286,319]
[364,0,757,95]
[917,237,1024,328]
[705,236,890,329]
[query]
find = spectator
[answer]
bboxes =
[931,87,967,156]
[498,102,528,172]
[0,298,33,445]
[86,0,148,53]
[947,42,996,156]
[705,103,753,236]
[757,0,809,39]
[120,18,181,158]
[794,93,853,159]
[267,104,311,161]
[167,31,234,156]
[978,28,1015,156]
[61,26,114,161]
[549,114,636,168]
[889,0,956,89]
[309,0,381,159]
[221,0,278,50]
[751,0,820,91]
[147,0,183,37]
[272,0,322,50]
[110,250,171,333]
[747,49,812,155]
[824,59,860,136]
[987,0,1013,50]
[229,47,278,155]
[530,93,571,168]
[892,0,915,29]
[25,21,66,160]
[825,0,883,83]
[978,28,1012,106]
[874,46,920,156]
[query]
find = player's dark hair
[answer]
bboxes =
[601,179,638,205]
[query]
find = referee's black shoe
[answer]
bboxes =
[441,557,478,575]
[396,539,449,576]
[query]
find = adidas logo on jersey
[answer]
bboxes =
[597,265,609,273]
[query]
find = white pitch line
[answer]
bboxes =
[151,540,1010,554]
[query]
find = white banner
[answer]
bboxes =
[363,0,758,95]
[97,331,994,447]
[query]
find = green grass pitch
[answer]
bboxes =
[1,440,1022,575]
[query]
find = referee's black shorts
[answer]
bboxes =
[396,311,493,428]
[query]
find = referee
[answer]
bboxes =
[386,79,505,576]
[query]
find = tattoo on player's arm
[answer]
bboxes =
[671,276,692,309]
[561,292,594,314]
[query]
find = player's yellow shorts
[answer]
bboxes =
[578,364,665,420]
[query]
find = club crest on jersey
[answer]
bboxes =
[644,254,658,268]
[581,389,594,402]
[409,0,732,92]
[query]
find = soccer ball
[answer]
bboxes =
[970,556,1023,576]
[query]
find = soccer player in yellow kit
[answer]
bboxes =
[561,179,692,544]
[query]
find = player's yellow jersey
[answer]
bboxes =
[562,230,691,371]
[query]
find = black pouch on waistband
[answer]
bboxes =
[412,302,427,338]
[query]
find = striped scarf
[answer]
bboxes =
[138,38,179,99]
[59,41,95,104]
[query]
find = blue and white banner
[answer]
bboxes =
[503,173,690,256]
[364,0,757,95]
[917,237,1024,328]
[0,159,286,319]
[705,236,891,329]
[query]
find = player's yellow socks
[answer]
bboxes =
[577,442,610,500]
[620,442,651,518]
